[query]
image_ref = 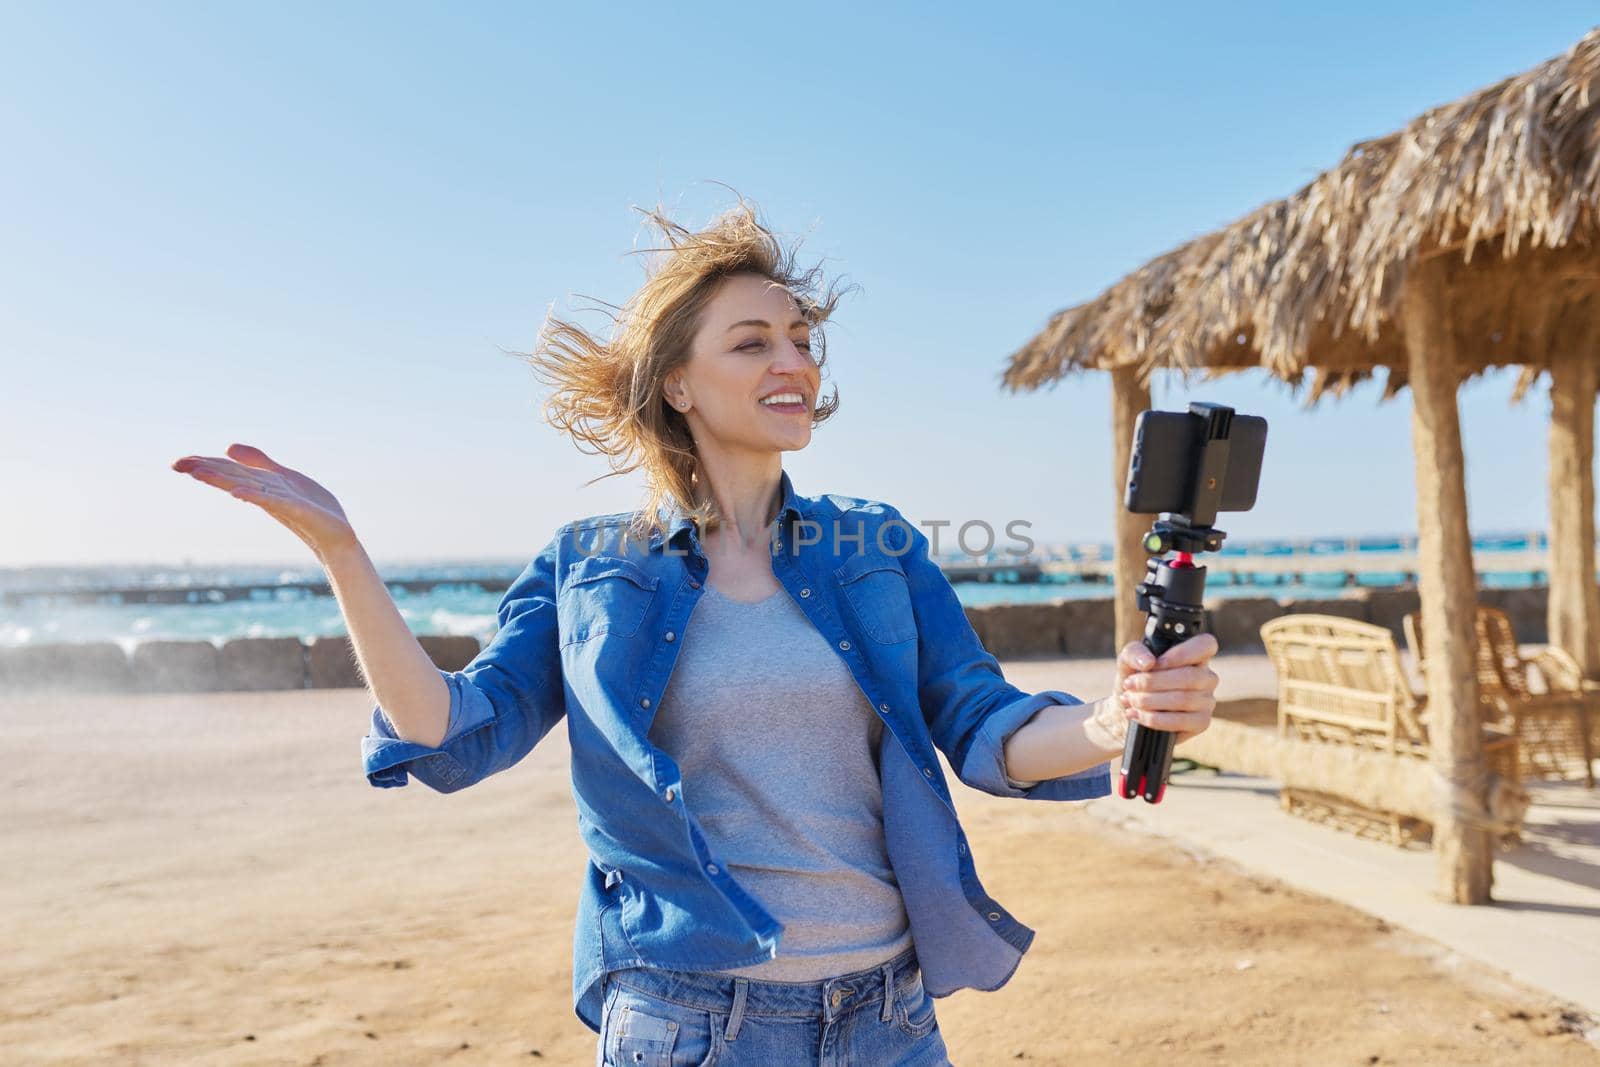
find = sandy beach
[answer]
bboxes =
[4,662,1597,1066]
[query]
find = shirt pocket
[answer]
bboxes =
[559,555,660,647]
[835,553,918,645]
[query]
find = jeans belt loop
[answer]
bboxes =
[725,977,749,1041]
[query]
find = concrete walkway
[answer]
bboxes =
[1003,653,1600,1023]
[1082,770,1600,1018]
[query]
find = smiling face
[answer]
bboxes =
[664,272,822,457]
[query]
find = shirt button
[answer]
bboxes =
[665,631,676,642]
[987,911,1002,921]
[839,640,851,651]
[689,580,701,589]
[705,863,719,875]
[800,588,811,598]
[878,703,889,712]
[957,841,967,855]
[664,787,675,803]
[640,697,651,709]
[923,767,934,778]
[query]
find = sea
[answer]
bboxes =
[0,532,1549,653]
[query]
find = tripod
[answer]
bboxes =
[1115,519,1225,803]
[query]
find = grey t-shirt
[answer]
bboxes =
[646,582,916,980]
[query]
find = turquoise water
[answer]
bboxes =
[0,533,1550,651]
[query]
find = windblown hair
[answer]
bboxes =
[522,190,857,548]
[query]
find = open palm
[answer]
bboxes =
[171,443,355,557]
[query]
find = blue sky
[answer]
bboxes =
[3,2,1594,566]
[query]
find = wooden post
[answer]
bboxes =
[1547,352,1600,676]
[1400,259,1494,904]
[1111,365,1155,653]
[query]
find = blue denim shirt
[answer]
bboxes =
[361,469,1111,1034]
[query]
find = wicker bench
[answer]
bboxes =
[1261,614,1520,846]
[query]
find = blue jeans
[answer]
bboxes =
[595,943,952,1066]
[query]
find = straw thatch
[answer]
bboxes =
[1002,28,1600,403]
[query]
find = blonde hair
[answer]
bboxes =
[522,190,856,547]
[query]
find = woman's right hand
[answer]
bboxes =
[171,443,357,559]
[1115,635,1219,745]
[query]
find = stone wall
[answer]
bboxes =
[0,587,1554,692]
[965,586,1550,660]
[0,634,486,695]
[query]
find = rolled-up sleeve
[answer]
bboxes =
[361,527,567,793]
[968,690,1113,800]
[888,505,1111,802]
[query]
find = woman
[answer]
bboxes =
[171,198,1219,1066]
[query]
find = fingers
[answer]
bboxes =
[226,442,288,473]
[1117,633,1221,676]
[1122,687,1216,713]
[1118,640,1156,675]
[171,455,273,495]
[172,455,253,479]
[1123,703,1213,736]
[1122,663,1219,694]
[1151,632,1219,669]
[173,459,245,491]
[1112,635,1220,742]
[1122,681,1216,734]
[174,455,265,481]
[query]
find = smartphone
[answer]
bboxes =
[1125,409,1267,515]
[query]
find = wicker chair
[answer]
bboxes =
[1260,614,1520,846]
[1523,635,1600,771]
[1402,606,1594,789]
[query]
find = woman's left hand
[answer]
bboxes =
[1115,633,1220,745]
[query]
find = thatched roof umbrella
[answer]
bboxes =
[1002,28,1600,904]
